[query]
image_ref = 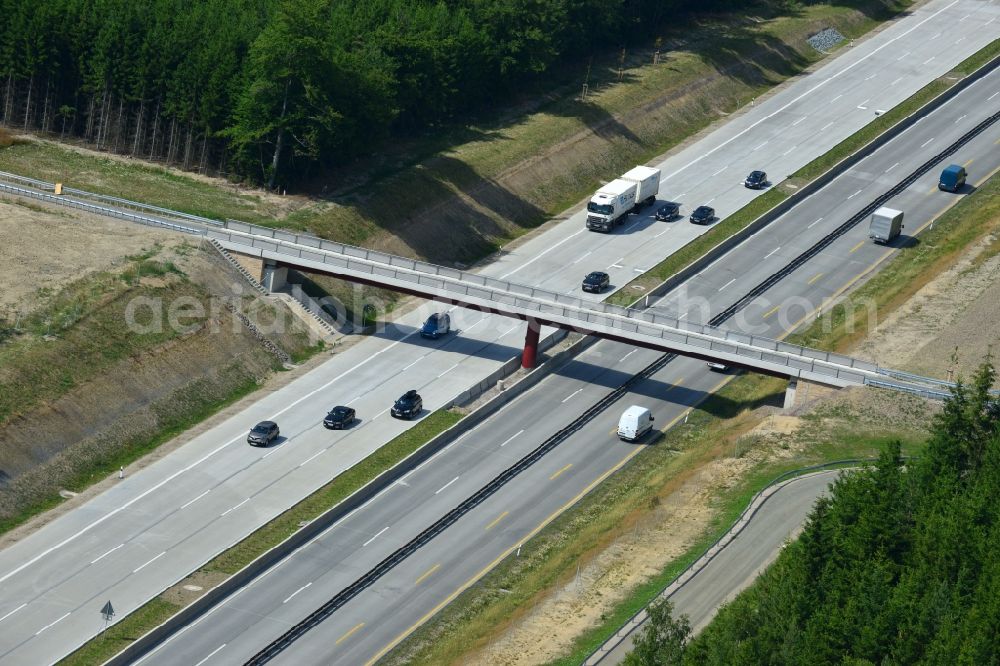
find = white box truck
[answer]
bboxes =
[869,207,904,244]
[586,166,661,232]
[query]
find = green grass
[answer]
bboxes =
[203,408,463,575]
[58,598,180,666]
[952,37,1000,75]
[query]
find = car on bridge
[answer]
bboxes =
[391,390,423,419]
[323,406,356,429]
[247,421,280,446]
[582,271,610,293]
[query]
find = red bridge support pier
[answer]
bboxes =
[522,321,541,369]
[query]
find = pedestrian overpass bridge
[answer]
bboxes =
[0,172,955,399]
[210,221,949,396]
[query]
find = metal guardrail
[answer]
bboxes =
[0,170,222,227]
[0,181,203,235]
[212,227,885,388]
[219,220,879,375]
[584,459,876,664]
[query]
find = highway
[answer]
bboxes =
[0,1,996,662]
[133,46,1000,666]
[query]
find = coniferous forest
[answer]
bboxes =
[627,362,1000,665]
[0,0,751,188]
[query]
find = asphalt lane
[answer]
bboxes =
[0,1,997,662]
[599,471,840,665]
[143,52,1000,666]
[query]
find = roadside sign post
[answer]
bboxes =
[100,600,115,638]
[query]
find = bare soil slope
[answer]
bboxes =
[0,199,318,534]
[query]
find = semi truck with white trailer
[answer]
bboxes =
[868,207,904,244]
[586,166,661,232]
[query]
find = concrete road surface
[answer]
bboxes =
[0,1,996,662]
[135,56,1000,666]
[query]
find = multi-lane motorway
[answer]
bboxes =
[137,36,1000,666]
[0,0,997,663]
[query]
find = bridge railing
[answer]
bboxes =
[212,226,884,386]
[222,221,882,374]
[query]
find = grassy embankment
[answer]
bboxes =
[58,408,463,666]
[0,246,308,534]
[383,163,1000,666]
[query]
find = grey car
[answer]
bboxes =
[247,421,279,446]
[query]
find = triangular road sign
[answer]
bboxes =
[100,600,115,621]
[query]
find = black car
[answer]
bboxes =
[323,406,356,429]
[582,271,610,293]
[744,170,767,189]
[420,312,451,339]
[690,206,716,225]
[247,420,279,446]
[655,202,681,221]
[391,390,423,419]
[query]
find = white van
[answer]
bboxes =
[618,405,654,442]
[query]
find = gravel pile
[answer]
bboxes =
[808,27,846,53]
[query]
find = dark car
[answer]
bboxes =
[391,390,423,419]
[582,271,610,293]
[744,170,767,189]
[420,312,451,339]
[247,420,279,446]
[690,206,716,225]
[323,406,356,429]
[655,202,681,221]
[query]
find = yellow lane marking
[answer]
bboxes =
[362,165,1000,666]
[807,272,824,285]
[549,463,573,481]
[670,376,685,389]
[415,564,440,586]
[362,388,730,666]
[763,305,780,319]
[963,158,974,167]
[849,240,865,253]
[337,622,365,645]
[485,511,509,531]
